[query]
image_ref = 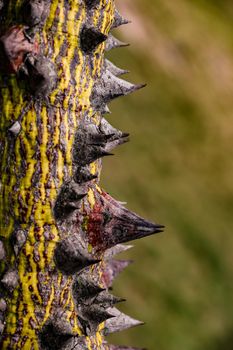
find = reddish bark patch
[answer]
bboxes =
[0,26,39,74]
[87,202,105,249]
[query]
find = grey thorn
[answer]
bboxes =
[8,121,21,136]
[94,291,126,308]
[105,59,129,77]
[102,259,133,288]
[111,9,131,29]
[80,305,115,332]
[11,229,27,256]
[54,235,100,275]
[91,70,146,109]
[39,311,75,350]
[0,241,5,260]
[73,275,105,303]
[105,34,129,52]
[102,104,111,114]
[103,308,144,335]
[22,55,57,97]
[104,244,133,259]
[0,299,7,312]
[53,181,87,220]
[74,165,98,184]
[21,0,50,28]
[80,26,107,53]
[1,270,18,292]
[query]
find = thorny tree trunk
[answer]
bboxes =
[0,0,164,349]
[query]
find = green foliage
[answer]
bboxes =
[101,1,233,349]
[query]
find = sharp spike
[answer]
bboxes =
[104,137,129,153]
[80,26,107,53]
[53,181,87,220]
[80,305,115,331]
[21,55,57,96]
[91,70,146,109]
[94,291,126,308]
[102,259,133,288]
[39,312,75,350]
[104,244,133,259]
[54,235,100,275]
[8,121,21,136]
[73,118,127,165]
[21,0,50,28]
[1,270,18,292]
[105,34,129,52]
[111,9,131,29]
[11,228,27,256]
[102,104,111,114]
[0,298,7,312]
[105,59,129,77]
[73,275,105,303]
[103,308,144,335]
[74,165,98,184]
[85,190,164,250]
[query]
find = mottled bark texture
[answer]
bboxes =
[0,0,164,349]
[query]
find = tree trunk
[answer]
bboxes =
[0,1,163,349]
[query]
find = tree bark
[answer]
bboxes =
[0,1,163,349]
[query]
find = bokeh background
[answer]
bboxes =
[101,1,233,349]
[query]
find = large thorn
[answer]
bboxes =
[21,0,50,28]
[84,189,164,251]
[103,308,144,335]
[39,311,75,350]
[1,270,18,293]
[20,55,57,97]
[105,59,129,77]
[8,121,21,136]
[80,305,115,332]
[11,228,27,256]
[105,34,129,52]
[73,275,105,304]
[94,291,125,308]
[104,244,133,259]
[53,181,87,220]
[111,9,131,29]
[91,70,145,110]
[74,165,98,184]
[54,235,100,275]
[73,118,128,166]
[102,259,133,288]
[0,299,7,312]
[80,26,107,53]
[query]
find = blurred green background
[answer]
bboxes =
[101,0,233,349]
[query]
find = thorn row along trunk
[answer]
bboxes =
[0,1,164,349]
